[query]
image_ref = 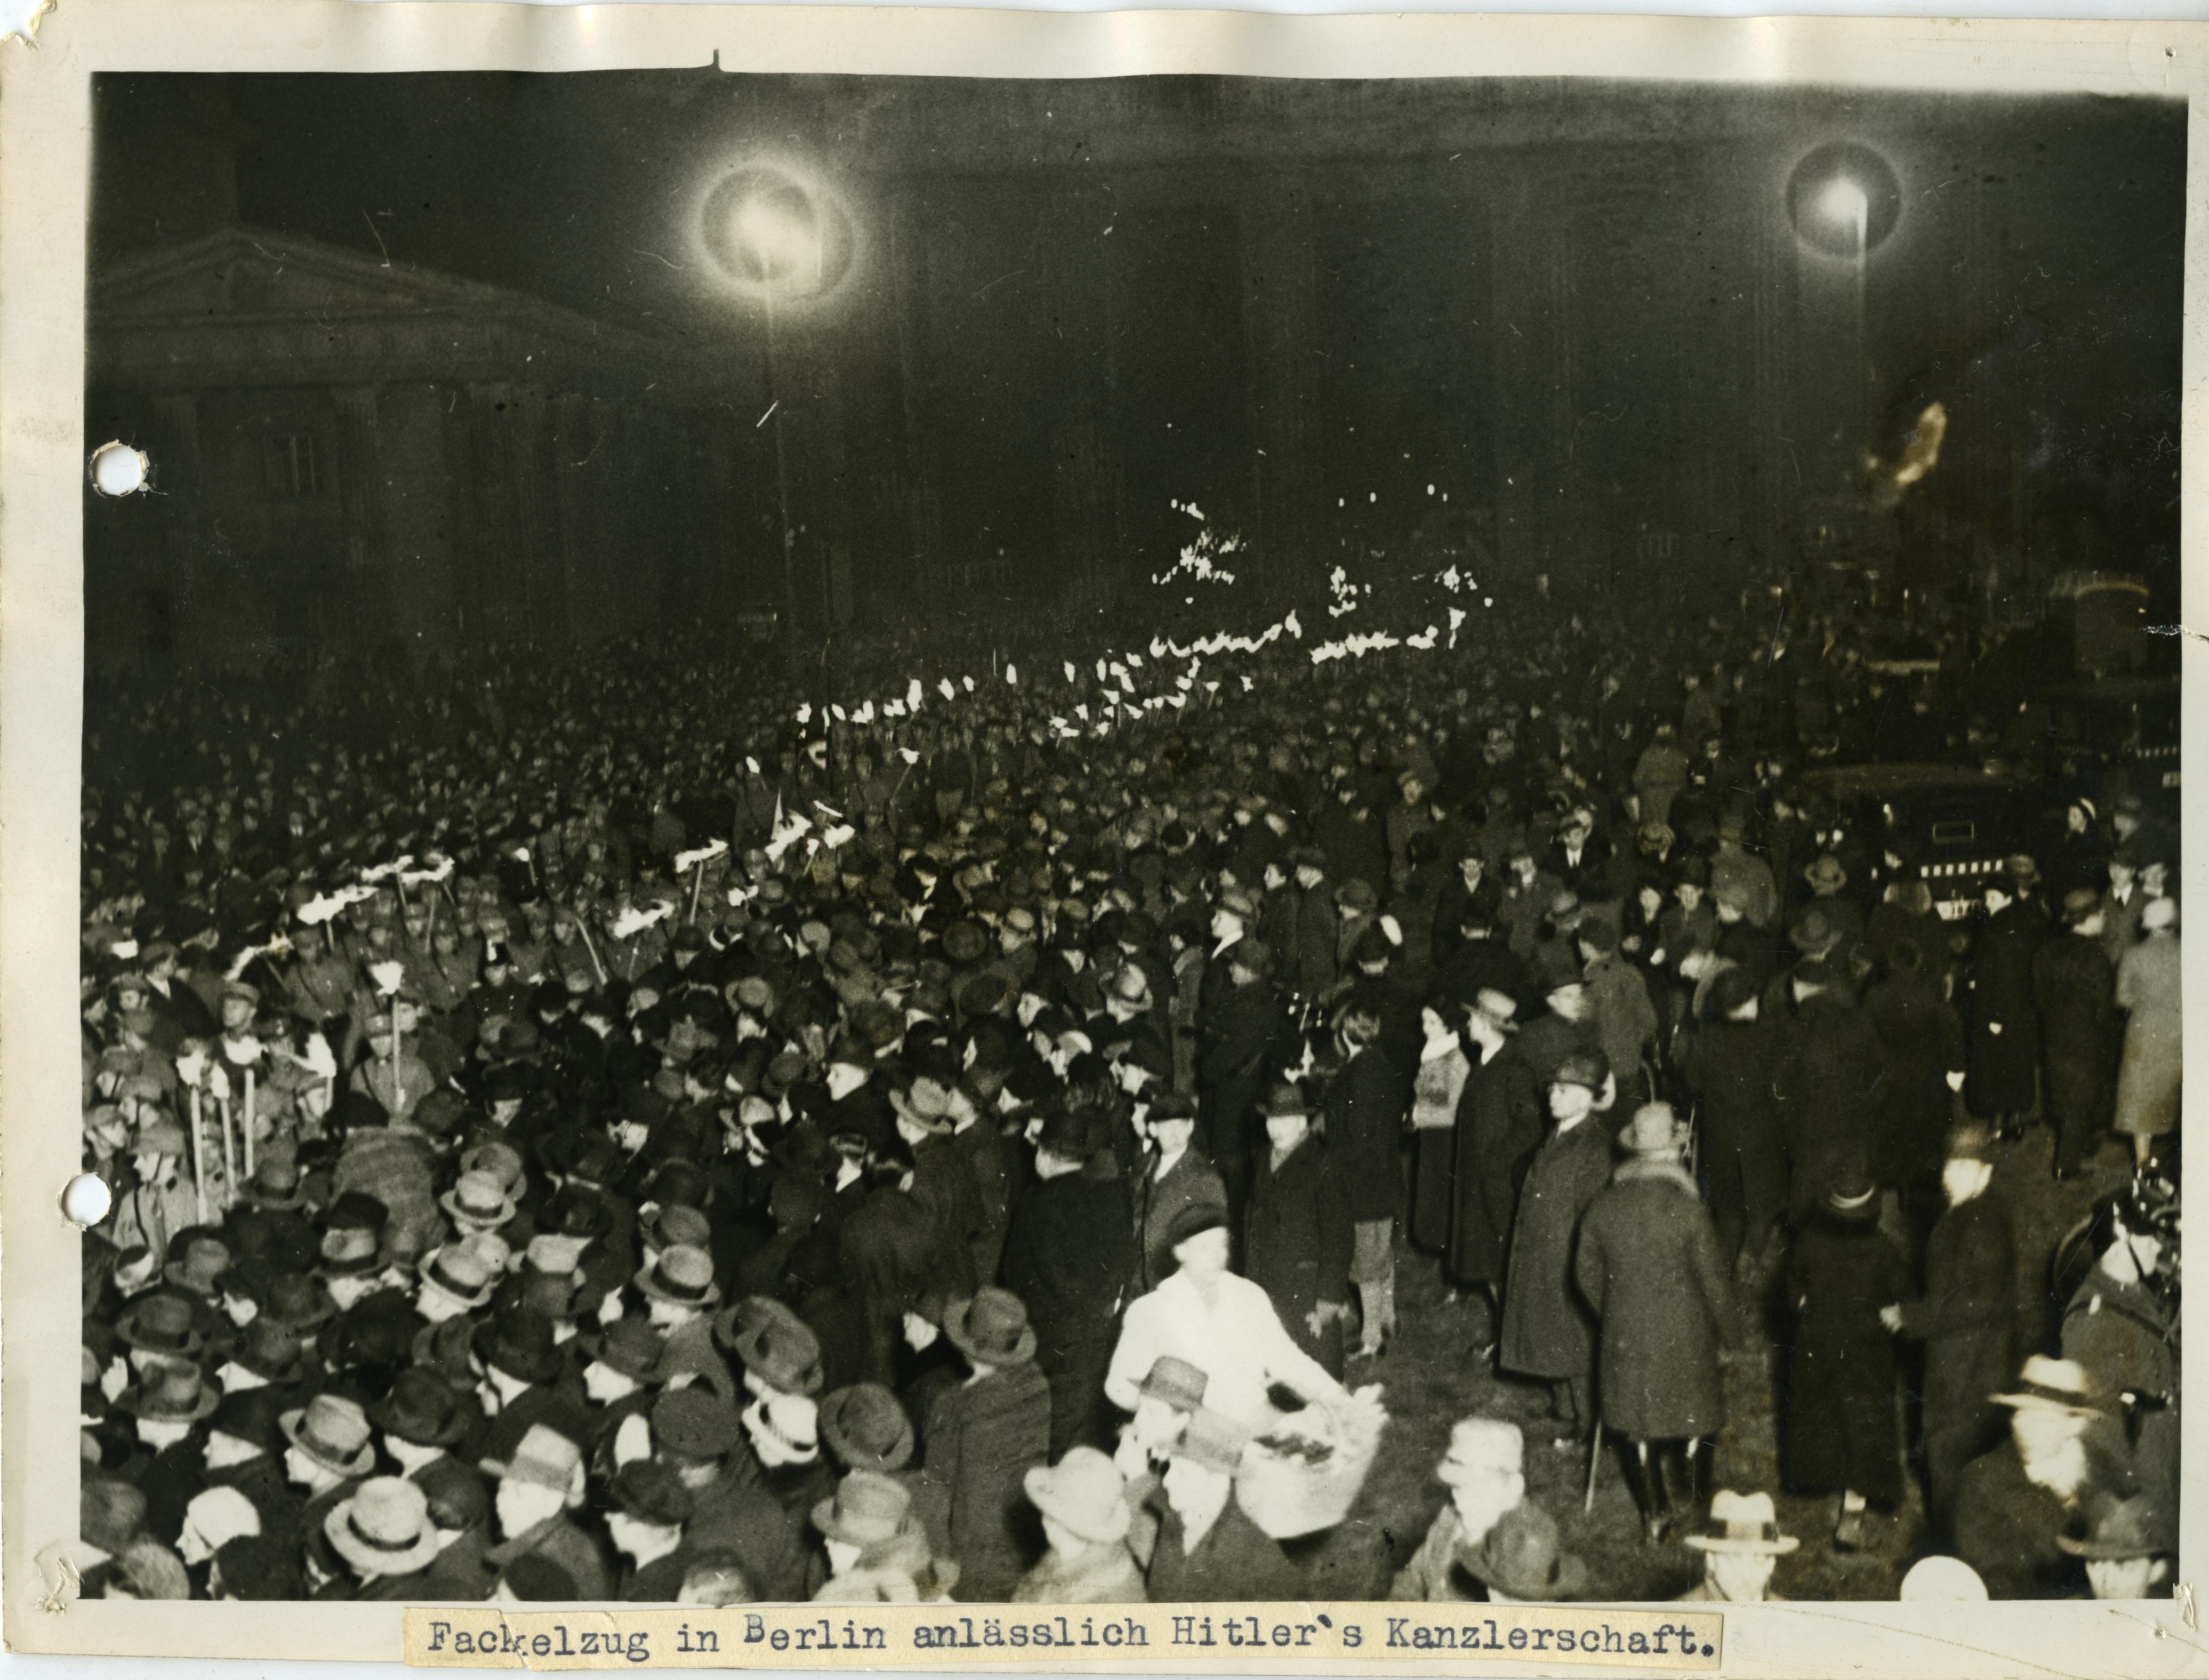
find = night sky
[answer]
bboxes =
[92,71,2187,599]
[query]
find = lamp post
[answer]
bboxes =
[1785,143,1901,510]
[732,191,824,674]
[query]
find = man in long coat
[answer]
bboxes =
[1126,1093,1228,1296]
[1500,1051,1616,1438]
[922,1288,1052,1601]
[1243,1083,1355,1379]
[1197,938,1295,1218]
[1964,862,2051,1131]
[998,1111,1132,1456]
[2031,890,2119,1181]
[1447,989,1543,1308]
[1881,1123,2019,1539]
[1860,942,1966,1232]
[1321,1003,1402,1361]
[1575,1103,1732,1539]
[1770,958,1885,1219]
[1684,966,1787,1269]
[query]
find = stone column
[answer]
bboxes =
[1239,170,1319,601]
[331,384,393,641]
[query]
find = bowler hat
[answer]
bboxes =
[1227,938,1276,978]
[653,1387,741,1461]
[1551,1050,1610,1092]
[945,1288,1037,1368]
[231,1318,310,1385]
[818,1384,914,1474]
[1259,1081,1310,1120]
[208,1387,289,1454]
[1162,1203,1228,1253]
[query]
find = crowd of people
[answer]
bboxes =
[76,573,2180,1604]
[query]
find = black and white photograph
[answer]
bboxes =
[66,53,2183,1614]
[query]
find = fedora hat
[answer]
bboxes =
[652,1387,741,1462]
[1457,1499,1588,1599]
[460,1139,526,1191]
[1162,1202,1227,1254]
[1258,1081,1310,1121]
[1227,937,1276,978]
[116,1291,204,1361]
[945,1288,1036,1368]
[888,1078,954,1137]
[1170,1408,1250,1477]
[325,1476,441,1576]
[639,1201,713,1256]
[417,1242,500,1311]
[728,1308,825,1398]
[471,1306,563,1386]
[1550,1050,1610,1093]
[280,1393,377,1478]
[609,1458,697,1529]
[439,1170,519,1230]
[1032,1105,1096,1163]
[1137,1356,1208,1413]
[1994,1354,2110,1416]
[117,1359,221,1424]
[263,1273,338,1330]
[812,1471,913,1547]
[164,1236,232,1298]
[635,1244,722,1311]
[1025,1446,1130,1545]
[493,1421,582,1493]
[1108,965,1153,1012]
[577,1316,669,1385]
[367,1368,475,1448]
[1685,1489,1800,1555]
[231,1319,310,1386]
[818,1384,914,1473]
[317,1224,385,1279]
[2057,1495,2170,1561]
[1333,878,1379,914]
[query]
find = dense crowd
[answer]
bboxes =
[77,576,2180,1605]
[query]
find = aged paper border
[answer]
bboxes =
[4,3,2204,1670]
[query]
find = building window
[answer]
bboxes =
[264,432,323,500]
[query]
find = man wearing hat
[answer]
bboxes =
[2061,1495,2174,1600]
[1243,1080,1354,1378]
[1000,1106,1132,1455]
[1128,1091,1228,1296]
[1964,855,2051,1136]
[920,1287,1052,1600]
[1879,1122,2021,1538]
[1576,1102,1732,1541]
[1458,1499,1587,1604]
[1675,1488,1797,1601]
[1390,1418,1529,1601]
[2062,1188,2179,1548]
[483,1420,609,1601]
[1500,1051,1617,1441]
[370,1367,483,1490]
[1446,986,1543,1327]
[607,1458,700,1599]
[2031,887,2119,1181]
[1141,1408,1301,1603]
[657,1386,808,1602]
[1954,1356,2136,1599]
[1771,948,1886,1219]
[1196,931,1295,1215]
[323,1476,444,1599]
[280,1391,379,1539]
[1509,941,1601,1098]
[1014,1445,1143,1603]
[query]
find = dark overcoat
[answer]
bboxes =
[922,1358,1053,1602]
[1573,1159,1732,1440]
[1782,1212,1911,1506]
[1128,1145,1229,1294]
[1899,1193,2020,1525]
[1000,1169,1133,1456]
[1860,974,1965,1187]
[1965,898,2050,1118]
[1243,1135,1355,1378]
[1447,1042,1544,1287]
[1321,1044,1404,1224]
[1684,1015,1788,1258]
[1499,1117,1615,1381]
[2030,931,2118,1138]
[1144,1492,1306,1604]
[1772,991,1886,1216]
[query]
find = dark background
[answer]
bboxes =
[85,71,2184,669]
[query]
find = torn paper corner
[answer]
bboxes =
[0,0,54,47]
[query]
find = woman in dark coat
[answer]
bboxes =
[1784,1168,1911,1534]
[1447,991,1544,1303]
[1242,1089,1355,1379]
[1499,1052,1617,1433]
[1575,1102,1733,1537]
[1964,869,2051,1129]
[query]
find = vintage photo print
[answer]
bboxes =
[3,3,2202,1671]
